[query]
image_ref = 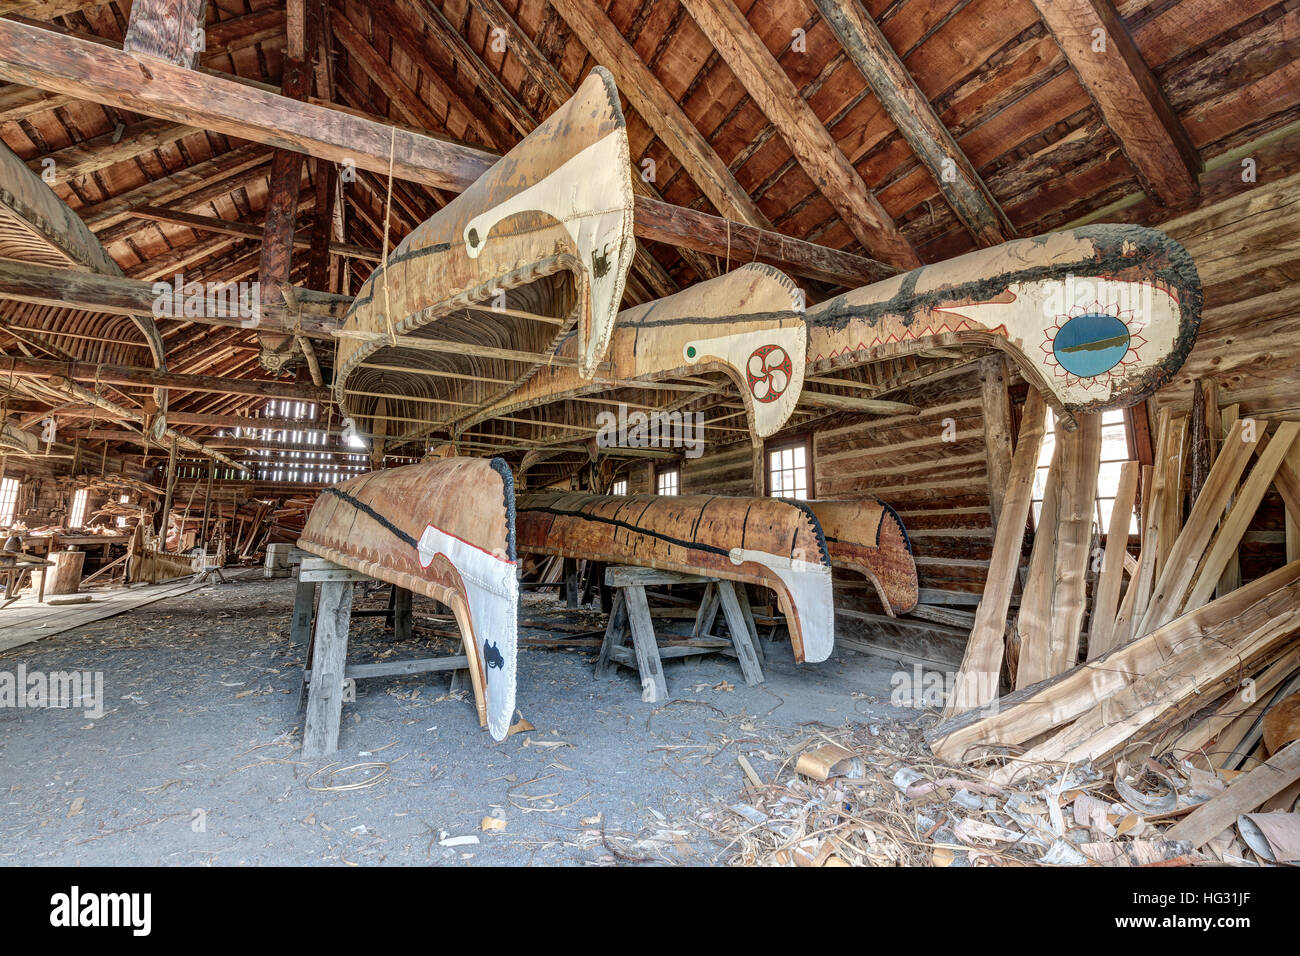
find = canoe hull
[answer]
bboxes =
[298,458,518,740]
[806,225,1201,419]
[806,498,918,616]
[517,492,835,663]
[334,68,635,444]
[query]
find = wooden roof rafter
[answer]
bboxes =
[675,0,920,271]
[1027,0,1201,204]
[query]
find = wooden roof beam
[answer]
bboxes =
[1029,0,1200,204]
[676,0,920,270]
[125,207,383,262]
[550,0,768,230]
[79,143,272,233]
[811,0,1013,247]
[0,17,889,287]
[4,354,331,402]
[0,259,344,338]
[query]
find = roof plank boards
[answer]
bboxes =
[810,0,1013,247]
[675,0,920,269]
[1028,0,1201,204]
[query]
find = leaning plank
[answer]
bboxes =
[1136,417,1260,636]
[1166,740,1300,848]
[1216,404,1243,597]
[1182,422,1300,613]
[929,559,1300,762]
[987,575,1300,784]
[1016,413,1101,685]
[943,388,1046,717]
[1087,461,1140,660]
[1155,412,1189,581]
[1110,463,1153,645]
[1159,645,1300,763]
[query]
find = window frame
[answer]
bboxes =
[1029,405,1139,541]
[655,462,680,496]
[764,434,814,500]
[68,487,89,529]
[0,476,19,525]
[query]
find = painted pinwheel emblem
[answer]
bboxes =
[746,344,792,403]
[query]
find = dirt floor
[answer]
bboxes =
[0,573,913,866]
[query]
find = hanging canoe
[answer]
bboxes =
[804,225,1201,419]
[455,225,1197,457]
[516,491,835,663]
[298,458,519,740]
[333,67,635,444]
[806,498,918,616]
[457,262,807,440]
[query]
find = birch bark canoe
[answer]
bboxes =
[805,497,918,616]
[516,491,834,663]
[334,68,635,443]
[298,457,519,740]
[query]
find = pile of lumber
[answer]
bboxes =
[928,387,1300,855]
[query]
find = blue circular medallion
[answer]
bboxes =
[1052,313,1130,378]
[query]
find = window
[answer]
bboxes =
[1032,408,1138,535]
[0,477,18,525]
[766,438,811,499]
[69,488,88,528]
[656,465,680,496]
[116,494,129,529]
[610,479,627,496]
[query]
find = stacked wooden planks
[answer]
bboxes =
[932,390,1300,831]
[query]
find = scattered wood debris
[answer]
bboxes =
[712,720,1297,867]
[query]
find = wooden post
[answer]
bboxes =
[199,456,214,550]
[980,354,1015,529]
[563,557,579,608]
[291,577,315,710]
[735,584,764,665]
[393,586,413,641]
[596,590,628,678]
[623,583,667,703]
[156,436,178,538]
[307,158,337,291]
[714,580,764,685]
[301,579,354,758]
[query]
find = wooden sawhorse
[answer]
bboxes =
[293,556,466,758]
[596,566,764,703]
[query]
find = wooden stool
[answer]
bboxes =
[596,566,764,703]
[293,556,464,758]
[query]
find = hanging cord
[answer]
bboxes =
[381,126,398,347]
